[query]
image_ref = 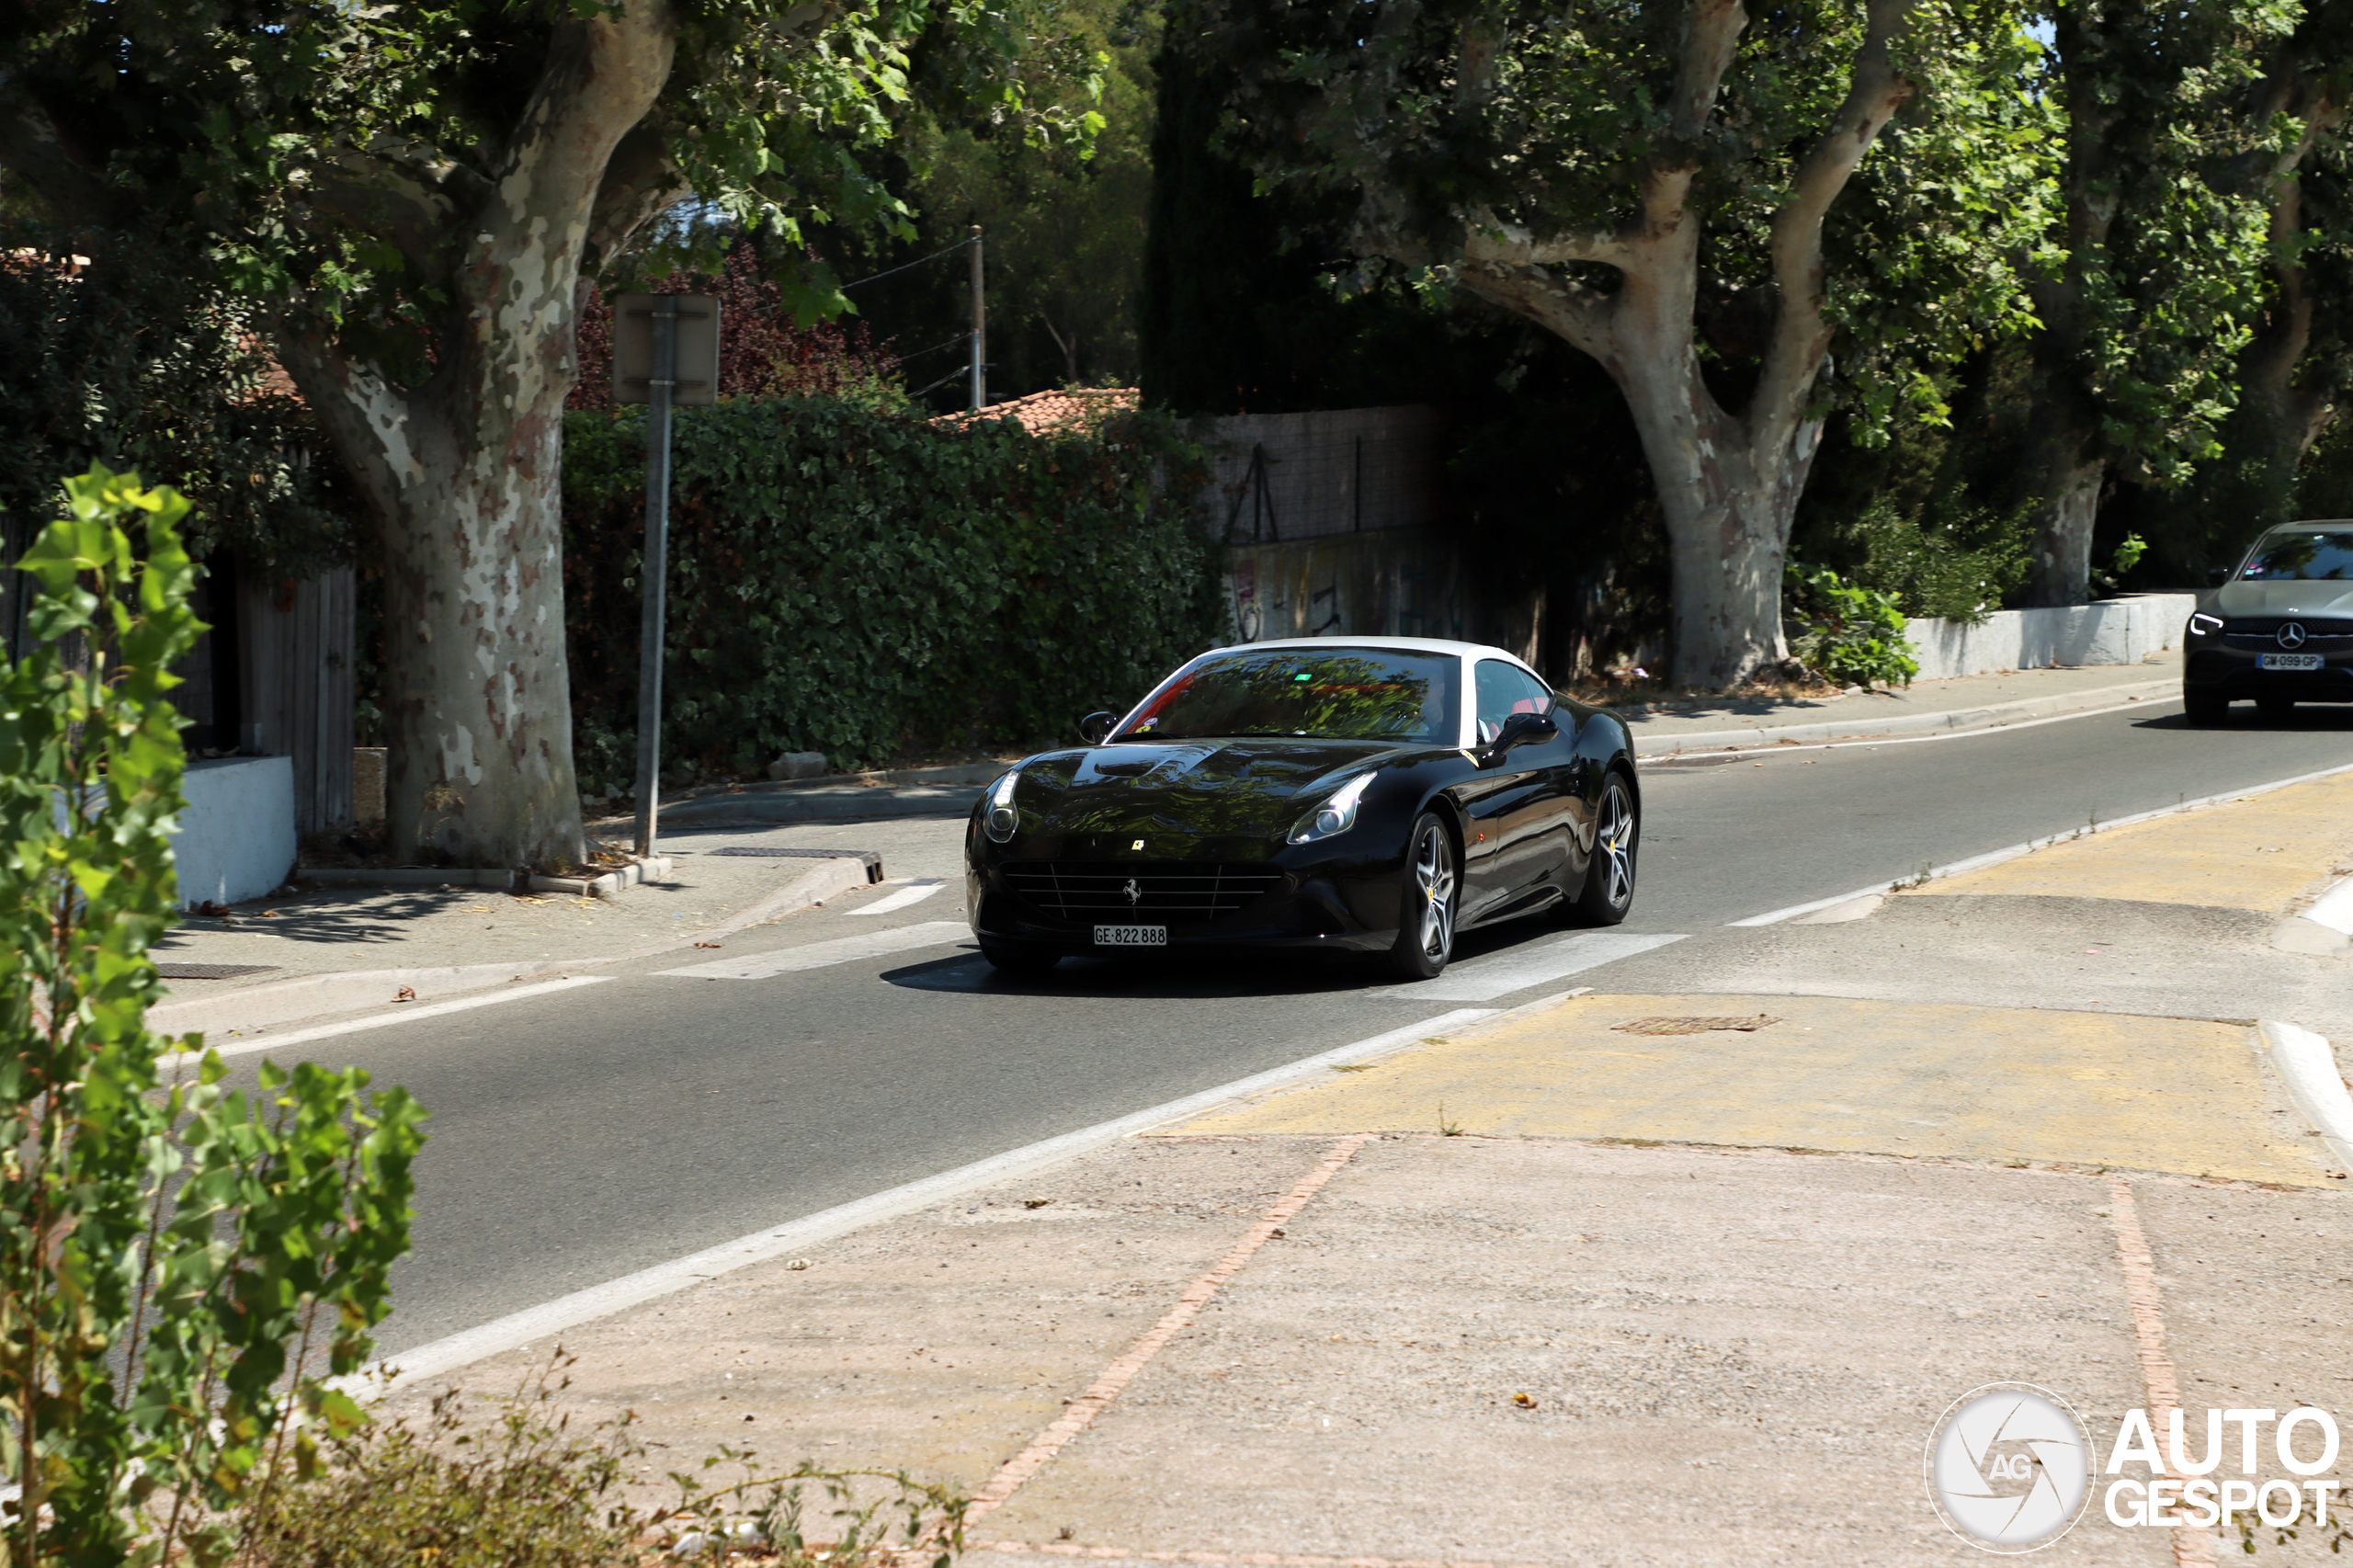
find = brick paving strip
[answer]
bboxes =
[965,1135,1373,1528]
[2108,1178,2217,1567]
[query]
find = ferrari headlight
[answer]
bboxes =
[2188,611,2223,636]
[1288,772,1375,846]
[983,770,1021,844]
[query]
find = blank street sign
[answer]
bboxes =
[610,293,721,406]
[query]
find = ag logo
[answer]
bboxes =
[1925,1384,2091,1552]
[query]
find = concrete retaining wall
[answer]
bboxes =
[171,756,297,907]
[1904,594,2197,681]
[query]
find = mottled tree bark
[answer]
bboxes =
[276,13,678,867]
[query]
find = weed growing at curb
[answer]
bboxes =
[229,1351,969,1568]
[235,1360,642,1568]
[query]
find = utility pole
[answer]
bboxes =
[612,292,720,859]
[969,225,986,413]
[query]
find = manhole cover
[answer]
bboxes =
[155,962,281,980]
[1610,1014,1782,1036]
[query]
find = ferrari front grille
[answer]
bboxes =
[1000,861,1285,921]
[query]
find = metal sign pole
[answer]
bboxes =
[631,302,678,858]
[969,225,985,413]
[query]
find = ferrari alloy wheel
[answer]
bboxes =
[1575,773,1638,926]
[1385,813,1459,981]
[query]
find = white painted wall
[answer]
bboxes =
[1904,594,2198,682]
[171,756,297,908]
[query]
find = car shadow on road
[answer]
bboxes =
[2131,706,2353,732]
[878,915,1581,1000]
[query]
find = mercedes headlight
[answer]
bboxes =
[1288,772,1375,846]
[983,770,1021,844]
[2188,611,2223,636]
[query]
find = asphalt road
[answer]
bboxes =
[247,698,2353,1358]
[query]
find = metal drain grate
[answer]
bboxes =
[155,962,282,981]
[1610,1015,1781,1036]
[708,846,884,881]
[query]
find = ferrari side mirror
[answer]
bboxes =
[1077,710,1117,744]
[1492,710,1559,753]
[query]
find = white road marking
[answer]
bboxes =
[342,1007,1497,1391]
[173,976,612,1064]
[1727,756,2353,926]
[847,879,949,917]
[653,920,971,979]
[1387,930,1687,1001]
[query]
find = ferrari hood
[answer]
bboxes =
[2212,580,2353,618]
[1008,738,1412,842]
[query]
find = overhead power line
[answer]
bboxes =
[839,234,977,292]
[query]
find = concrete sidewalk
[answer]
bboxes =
[1625,662,2176,755]
[149,815,965,1037]
[365,761,2353,1566]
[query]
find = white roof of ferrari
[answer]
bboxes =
[1212,636,1525,661]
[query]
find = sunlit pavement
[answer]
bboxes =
[376,767,2353,1566]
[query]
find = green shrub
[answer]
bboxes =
[1835,497,2030,625]
[561,397,1225,790]
[1783,563,1919,687]
[0,466,424,1568]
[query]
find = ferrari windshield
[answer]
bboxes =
[1116,648,1460,744]
[2241,529,2353,582]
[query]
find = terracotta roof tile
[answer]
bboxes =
[933,386,1138,436]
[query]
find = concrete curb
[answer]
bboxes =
[1631,677,2176,756]
[529,855,672,899]
[2273,873,2353,956]
[299,856,675,900]
[301,867,522,890]
[2256,1021,2353,1174]
[152,855,873,1039]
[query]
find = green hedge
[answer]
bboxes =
[562,397,1224,792]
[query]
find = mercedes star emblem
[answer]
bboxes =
[2279,621,2309,649]
[1123,878,1142,906]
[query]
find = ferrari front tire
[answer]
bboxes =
[1384,813,1460,981]
[979,940,1060,977]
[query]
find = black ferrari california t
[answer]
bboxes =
[964,637,1640,980]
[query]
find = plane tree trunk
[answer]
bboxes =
[1451,0,1909,687]
[273,14,680,867]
